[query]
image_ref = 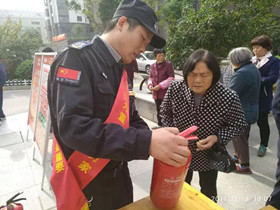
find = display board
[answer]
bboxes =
[27,54,42,133]
[34,55,54,156]
[27,53,56,162]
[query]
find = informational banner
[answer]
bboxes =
[27,53,57,190]
[27,53,56,159]
[34,55,55,155]
[27,54,42,133]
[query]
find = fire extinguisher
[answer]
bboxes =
[0,192,26,210]
[150,126,198,209]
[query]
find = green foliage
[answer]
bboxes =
[65,0,122,34]
[162,0,187,24]
[15,59,33,80]
[99,0,122,29]
[65,0,81,10]
[166,0,280,68]
[0,18,41,79]
[70,24,88,39]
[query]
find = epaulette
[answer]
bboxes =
[68,40,92,50]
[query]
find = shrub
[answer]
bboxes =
[15,59,33,80]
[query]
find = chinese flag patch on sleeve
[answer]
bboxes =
[56,66,81,86]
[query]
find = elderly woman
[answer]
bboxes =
[148,48,174,126]
[228,47,261,173]
[160,49,247,200]
[250,35,280,157]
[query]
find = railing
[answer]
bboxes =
[4,79,32,86]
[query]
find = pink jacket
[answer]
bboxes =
[148,61,174,99]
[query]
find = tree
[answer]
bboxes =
[15,59,33,80]
[99,0,122,30]
[65,0,165,34]
[166,0,280,68]
[0,18,42,79]
[66,0,121,34]
[69,24,89,42]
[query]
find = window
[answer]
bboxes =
[59,15,69,22]
[137,54,144,59]
[31,21,40,25]
[77,16,82,22]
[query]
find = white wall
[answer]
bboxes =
[68,0,89,23]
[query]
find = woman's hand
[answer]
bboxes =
[148,85,154,91]
[153,85,161,91]
[196,135,218,151]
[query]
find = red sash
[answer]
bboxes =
[50,70,130,210]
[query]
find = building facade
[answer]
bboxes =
[0,10,48,44]
[44,0,93,45]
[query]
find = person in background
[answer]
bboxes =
[124,59,138,88]
[228,47,261,173]
[160,49,247,201]
[148,48,174,126]
[250,35,280,157]
[266,78,280,208]
[220,64,232,87]
[47,0,191,209]
[0,62,7,122]
[42,47,54,52]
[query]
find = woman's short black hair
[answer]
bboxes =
[183,49,221,87]
[250,35,273,51]
[153,48,165,57]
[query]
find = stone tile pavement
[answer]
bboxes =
[0,110,279,210]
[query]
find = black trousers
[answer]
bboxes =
[267,81,280,208]
[154,99,163,126]
[185,169,218,201]
[266,137,280,208]
[232,125,251,165]
[257,111,270,147]
[83,161,133,210]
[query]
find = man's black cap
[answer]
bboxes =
[113,0,166,48]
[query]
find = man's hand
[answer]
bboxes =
[150,127,191,167]
[196,135,218,151]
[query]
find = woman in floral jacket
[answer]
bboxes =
[160,49,247,201]
[148,48,174,126]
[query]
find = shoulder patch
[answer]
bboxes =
[69,40,92,50]
[56,66,81,86]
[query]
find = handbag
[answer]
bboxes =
[208,141,236,173]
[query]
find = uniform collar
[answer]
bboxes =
[234,61,252,72]
[91,36,122,67]
[98,35,121,63]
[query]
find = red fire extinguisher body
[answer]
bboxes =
[150,126,198,209]
[150,157,191,209]
[2,203,24,210]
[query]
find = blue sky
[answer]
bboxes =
[0,0,44,12]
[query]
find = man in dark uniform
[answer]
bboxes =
[48,0,191,209]
[266,78,280,208]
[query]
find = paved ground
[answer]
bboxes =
[0,74,279,209]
